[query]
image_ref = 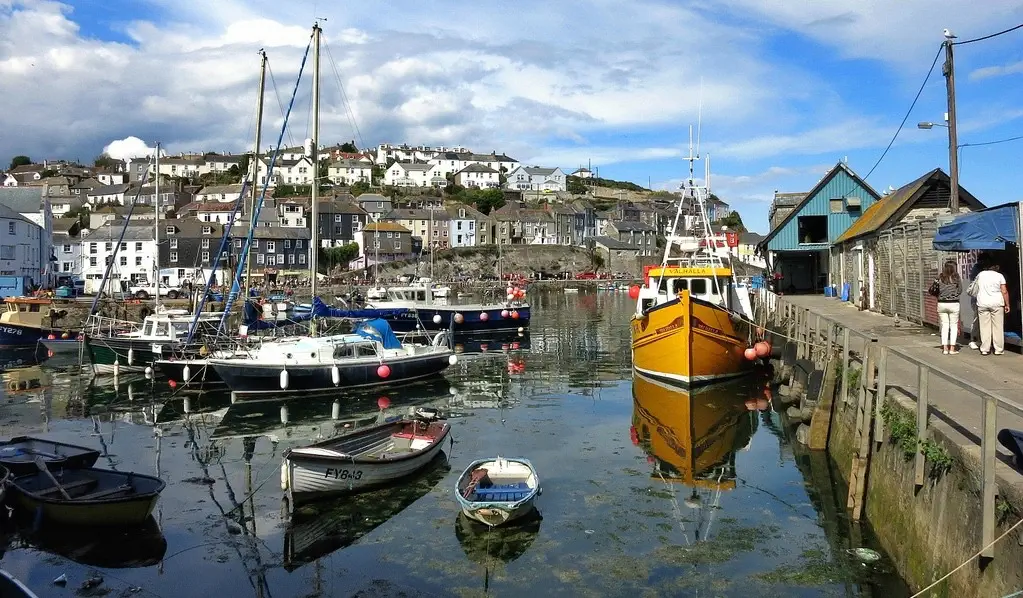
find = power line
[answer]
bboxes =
[864,44,944,180]
[960,134,1023,148]
[953,23,1023,45]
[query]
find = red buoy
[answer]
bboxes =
[745,399,758,411]
[480,312,489,322]
[510,310,520,320]
[376,364,391,378]
[744,347,758,361]
[169,379,178,389]
[754,341,771,358]
[47,334,56,340]
[377,396,391,410]
[628,285,641,300]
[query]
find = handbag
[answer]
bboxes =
[928,280,940,297]
[967,279,979,297]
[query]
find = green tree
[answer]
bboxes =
[339,141,358,153]
[239,153,251,176]
[39,169,58,178]
[716,210,746,232]
[94,154,118,169]
[567,177,587,194]
[320,243,361,272]
[350,181,370,196]
[228,164,240,178]
[9,155,31,170]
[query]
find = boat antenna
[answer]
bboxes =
[696,77,704,159]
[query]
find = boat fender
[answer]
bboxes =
[182,365,191,382]
[432,314,442,325]
[113,360,120,377]
[331,365,340,386]
[280,462,289,491]
[280,369,289,390]
[448,354,458,366]
[128,348,134,365]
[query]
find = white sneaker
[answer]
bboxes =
[949,349,960,355]
[995,351,1004,355]
[942,349,949,355]
[969,342,979,350]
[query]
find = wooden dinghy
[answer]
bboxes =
[455,457,540,528]
[9,467,166,527]
[0,569,39,598]
[0,436,100,476]
[281,416,451,504]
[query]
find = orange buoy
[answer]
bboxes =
[377,396,391,409]
[628,285,641,299]
[754,341,771,358]
[744,347,758,361]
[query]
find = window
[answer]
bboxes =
[135,242,142,251]
[457,221,462,230]
[0,245,13,259]
[296,240,303,249]
[201,239,210,249]
[62,262,71,272]
[393,241,400,250]
[796,216,828,244]
[373,240,380,249]
[234,239,242,248]
[169,251,178,262]
[277,253,284,264]
[119,256,127,266]
[457,235,462,244]
[298,254,306,264]
[120,242,127,251]
[252,239,259,248]
[256,254,264,264]
[165,225,174,235]
[829,198,844,213]
[266,241,275,252]
[201,251,210,262]
[266,255,276,266]
[62,244,71,253]
[289,254,296,264]
[7,222,13,235]
[284,240,291,249]
[89,243,97,254]
[105,242,112,251]
[335,214,343,223]
[136,257,142,266]
[170,238,178,249]
[202,226,212,235]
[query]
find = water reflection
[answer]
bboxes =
[283,455,449,571]
[11,516,167,569]
[454,508,543,593]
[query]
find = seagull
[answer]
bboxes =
[943,28,957,40]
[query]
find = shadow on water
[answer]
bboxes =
[0,292,910,597]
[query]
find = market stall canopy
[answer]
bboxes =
[933,203,1020,251]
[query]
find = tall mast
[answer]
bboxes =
[309,22,321,334]
[245,50,267,301]
[429,208,434,279]
[154,142,161,313]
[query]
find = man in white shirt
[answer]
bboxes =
[972,264,1010,355]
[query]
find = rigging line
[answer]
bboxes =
[960,134,1023,148]
[953,23,1023,45]
[909,515,1023,597]
[265,59,298,151]
[323,40,365,148]
[864,44,944,181]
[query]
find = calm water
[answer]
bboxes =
[0,292,909,597]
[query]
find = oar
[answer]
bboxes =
[34,456,71,500]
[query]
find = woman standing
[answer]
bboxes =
[933,260,963,355]
[971,263,1010,355]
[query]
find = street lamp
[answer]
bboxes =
[917,122,949,130]
[917,106,958,213]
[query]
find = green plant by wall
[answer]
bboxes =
[920,439,953,478]
[880,402,955,479]
[845,366,861,395]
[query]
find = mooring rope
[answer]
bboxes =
[910,516,1023,597]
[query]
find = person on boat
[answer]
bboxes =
[931,260,962,355]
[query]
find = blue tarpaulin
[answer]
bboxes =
[933,203,1019,251]
[356,318,403,349]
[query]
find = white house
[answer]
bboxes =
[427,152,518,179]
[454,164,500,188]
[96,171,127,185]
[152,156,207,180]
[196,184,246,203]
[183,201,242,225]
[0,187,57,284]
[80,224,157,294]
[571,168,593,179]
[255,156,315,187]
[384,163,442,187]
[86,184,130,207]
[276,198,308,228]
[53,218,82,279]
[0,203,44,283]
[328,160,372,185]
[204,154,246,175]
[374,143,468,165]
[504,166,567,192]
[446,205,482,247]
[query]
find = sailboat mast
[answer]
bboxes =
[245,50,268,301]
[309,22,321,333]
[429,208,434,279]
[154,142,161,313]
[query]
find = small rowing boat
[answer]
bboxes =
[455,457,540,527]
[282,415,451,504]
[0,437,100,476]
[9,467,166,527]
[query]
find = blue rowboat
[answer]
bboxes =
[455,457,540,527]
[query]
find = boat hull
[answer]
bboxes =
[0,437,101,476]
[85,335,175,375]
[39,338,83,355]
[210,352,452,395]
[0,569,39,598]
[631,292,751,388]
[283,423,451,502]
[8,467,165,527]
[385,305,530,333]
[455,457,540,528]
[154,358,225,389]
[0,323,77,348]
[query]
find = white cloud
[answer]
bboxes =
[970,60,1023,81]
[103,136,160,160]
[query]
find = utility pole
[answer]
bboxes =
[943,34,960,213]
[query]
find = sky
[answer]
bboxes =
[1,1,1022,233]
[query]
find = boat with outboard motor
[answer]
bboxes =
[208,318,455,396]
[368,281,530,333]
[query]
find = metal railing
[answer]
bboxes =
[760,289,1023,560]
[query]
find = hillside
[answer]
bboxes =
[373,245,600,279]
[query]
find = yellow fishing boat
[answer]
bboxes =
[630,372,756,490]
[631,140,757,387]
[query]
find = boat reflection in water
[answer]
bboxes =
[454,507,542,592]
[14,515,167,568]
[631,372,760,541]
[281,455,449,571]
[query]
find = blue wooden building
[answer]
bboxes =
[759,161,881,293]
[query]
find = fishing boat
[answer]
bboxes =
[84,309,224,375]
[8,467,166,526]
[208,318,454,396]
[282,456,448,570]
[0,570,38,598]
[455,457,540,527]
[0,297,78,347]
[366,286,387,301]
[0,437,101,476]
[631,131,755,388]
[369,282,531,333]
[281,415,451,504]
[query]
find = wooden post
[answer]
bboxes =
[824,318,834,360]
[981,394,997,558]
[849,338,878,520]
[814,314,822,365]
[801,309,810,360]
[874,346,888,444]
[840,327,851,405]
[915,364,929,486]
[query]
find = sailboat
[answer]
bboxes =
[631,129,755,387]
[206,23,454,396]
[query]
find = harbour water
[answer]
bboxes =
[0,292,909,597]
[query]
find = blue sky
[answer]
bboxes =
[1,0,1022,232]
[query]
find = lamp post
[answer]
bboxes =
[917,118,958,213]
